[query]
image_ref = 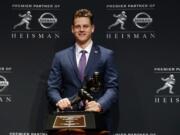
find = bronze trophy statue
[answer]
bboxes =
[69,72,102,110]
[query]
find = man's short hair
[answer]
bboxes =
[72,9,94,25]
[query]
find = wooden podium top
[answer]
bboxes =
[48,129,109,135]
[46,112,107,130]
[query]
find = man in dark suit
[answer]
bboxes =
[47,9,119,131]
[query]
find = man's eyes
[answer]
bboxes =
[75,25,89,29]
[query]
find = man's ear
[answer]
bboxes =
[92,25,95,33]
[71,25,74,33]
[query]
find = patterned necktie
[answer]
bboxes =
[78,50,87,81]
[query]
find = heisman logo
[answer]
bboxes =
[156,74,176,94]
[0,75,9,92]
[108,11,127,30]
[13,11,32,30]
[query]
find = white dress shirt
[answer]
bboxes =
[75,40,93,67]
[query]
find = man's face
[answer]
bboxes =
[72,17,94,45]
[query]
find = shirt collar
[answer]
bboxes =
[75,40,93,54]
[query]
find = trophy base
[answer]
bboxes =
[46,111,107,131]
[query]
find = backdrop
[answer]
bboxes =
[0,0,180,135]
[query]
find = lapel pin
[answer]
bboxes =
[94,50,98,54]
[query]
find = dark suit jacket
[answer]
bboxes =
[47,45,118,111]
[47,44,119,130]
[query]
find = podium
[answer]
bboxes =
[48,129,109,135]
[46,111,109,135]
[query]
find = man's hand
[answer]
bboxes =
[56,98,72,110]
[85,100,102,112]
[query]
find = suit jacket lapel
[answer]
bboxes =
[85,45,100,78]
[68,46,82,83]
